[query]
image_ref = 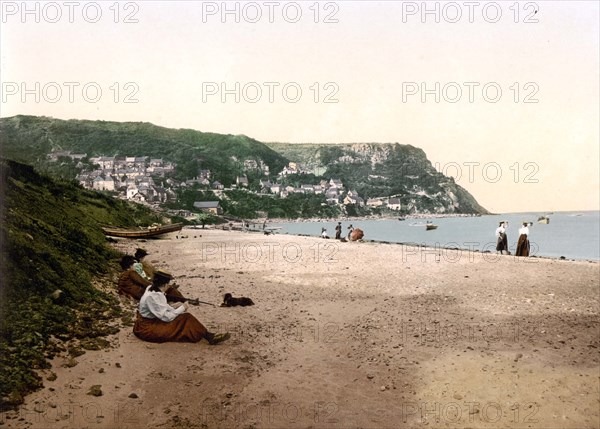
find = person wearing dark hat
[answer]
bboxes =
[118,255,151,300]
[134,270,230,344]
[118,255,184,302]
[335,222,342,239]
[133,248,153,280]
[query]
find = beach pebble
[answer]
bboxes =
[87,385,103,397]
[380,386,386,391]
[129,393,139,399]
[63,358,78,368]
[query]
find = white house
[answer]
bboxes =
[366,198,384,208]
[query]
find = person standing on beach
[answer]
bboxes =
[515,222,530,257]
[495,222,508,255]
[134,270,230,344]
[347,224,354,240]
[335,222,342,239]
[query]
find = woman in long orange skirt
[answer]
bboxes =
[133,270,230,345]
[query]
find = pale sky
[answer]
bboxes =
[1,0,598,213]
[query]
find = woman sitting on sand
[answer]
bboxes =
[133,270,230,345]
[118,255,151,300]
[133,248,154,280]
[118,255,184,302]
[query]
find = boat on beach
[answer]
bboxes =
[101,223,183,238]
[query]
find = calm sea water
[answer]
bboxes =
[271,211,600,261]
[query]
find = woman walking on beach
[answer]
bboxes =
[134,270,230,344]
[515,222,530,257]
[495,222,508,255]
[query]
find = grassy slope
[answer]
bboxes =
[0,159,164,406]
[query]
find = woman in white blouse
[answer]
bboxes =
[515,222,531,257]
[134,270,230,344]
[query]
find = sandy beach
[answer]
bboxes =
[2,229,598,429]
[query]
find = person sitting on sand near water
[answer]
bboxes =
[118,255,184,302]
[133,270,230,345]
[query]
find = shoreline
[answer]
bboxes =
[245,212,486,224]
[190,226,600,264]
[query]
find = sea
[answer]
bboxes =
[269,211,600,261]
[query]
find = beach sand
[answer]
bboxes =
[2,229,599,429]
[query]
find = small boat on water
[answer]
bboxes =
[102,223,183,238]
[537,216,550,224]
[425,223,438,231]
[398,217,406,221]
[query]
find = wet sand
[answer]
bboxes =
[2,229,599,429]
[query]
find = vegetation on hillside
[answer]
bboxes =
[0,116,488,216]
[0,159,164,407]
[267,142,489,214]
[0,115,289,186]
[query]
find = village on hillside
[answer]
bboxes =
[49,150,403,219]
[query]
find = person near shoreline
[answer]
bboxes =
[335,222,342,239]
[321,227,330,239]
[495,221,509,255]
[133,270,230,344]
[118,255,184,302]
[515,222,530,257]
[347,224,354,240]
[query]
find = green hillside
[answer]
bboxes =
[0,115,289,185]
[0,159,164,407]
[0,116,488,215]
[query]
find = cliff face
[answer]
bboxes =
[267,142,489,214]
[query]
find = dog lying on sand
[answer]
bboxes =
[220,293,255,307]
